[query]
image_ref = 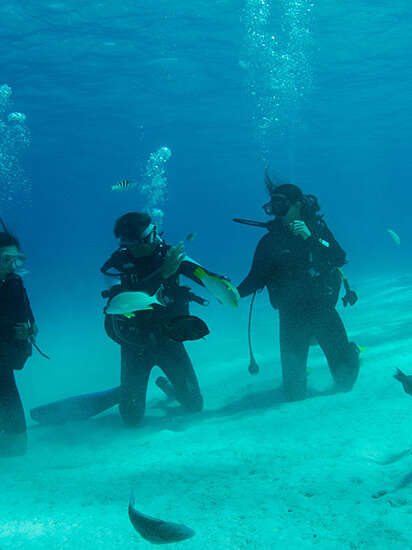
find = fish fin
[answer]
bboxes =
[394,369,404,381]
[154,288,165,307]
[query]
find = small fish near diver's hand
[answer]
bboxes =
[185,232,197,242]
[128,492,195,544]
[394,369,412,396]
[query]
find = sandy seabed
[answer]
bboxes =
[1,273,412,549]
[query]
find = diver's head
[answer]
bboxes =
[114,212,159,258]
[0,233,25,278]
[263,182,304,223]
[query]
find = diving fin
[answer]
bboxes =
[30,386,121,425]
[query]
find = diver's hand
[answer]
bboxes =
[290,220,311,240]
[15,322,31,340]
[161,242,185,279]
[30,323,39,342]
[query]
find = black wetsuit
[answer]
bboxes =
[102,244,207,426]
[238,216,359,401]
[0,274,34,455]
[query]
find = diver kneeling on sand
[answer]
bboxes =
[0,223,38,456]
[234,171,359,402]
[101,211,235,426]
[30,212,239,427]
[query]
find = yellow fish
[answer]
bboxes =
[194,267,239,308]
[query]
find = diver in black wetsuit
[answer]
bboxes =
[102,212,215,427]
[0,231,37,456]
[237,175,359,401]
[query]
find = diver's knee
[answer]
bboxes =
[0,431,27,457]
[183,394,203,413]
[119,401,145,427]
[331,342,360,391]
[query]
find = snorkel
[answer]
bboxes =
[0,217,9,233]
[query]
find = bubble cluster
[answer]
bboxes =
[141,146,172,228]
[242,0,314,160]
[0,84,31,206]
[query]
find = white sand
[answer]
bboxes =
[1,273,412,549]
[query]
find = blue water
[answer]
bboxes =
[1,1,412,548]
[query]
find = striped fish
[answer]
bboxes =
[111,179,137,192]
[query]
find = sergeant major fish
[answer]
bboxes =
[111,179,137,192]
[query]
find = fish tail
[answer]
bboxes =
[394,369,405,382]
[154,288,165,307]
[194,267,205,280]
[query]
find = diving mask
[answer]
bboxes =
[0,251,26,272]
[262,194,291,217]
[120,224,157,246]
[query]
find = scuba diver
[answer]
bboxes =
[0,226,37,456]
[235,172,359,402]
[29,212,239,428]
[101,211,226,427]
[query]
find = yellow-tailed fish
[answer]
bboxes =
[105,291,163,315]
[387,228,400,246]
[123,312,135,319]
[194,267,239,308]
[356,344,368,353]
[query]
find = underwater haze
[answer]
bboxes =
[1,1,412,548]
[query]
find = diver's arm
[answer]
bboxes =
[23,288,38,338]
[179,259,227,287]
[14,278,37,340]
[22,286,35,325]
[309,223,347,267]
[237,239,267,298]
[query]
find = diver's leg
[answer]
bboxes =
[315,308,359,392]
[0,368,27,457]
[119,345,152,427]
[158,340,203,413]
[279,308,311,401]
